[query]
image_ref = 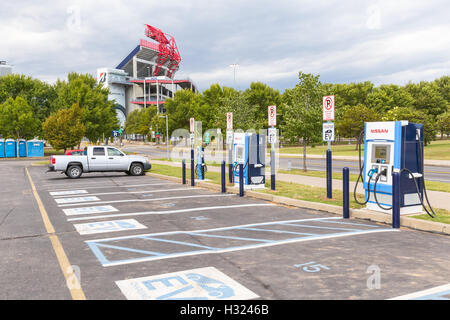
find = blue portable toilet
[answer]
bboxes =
[5,139,16,158]
[18,139,27,157]
[0,139,4,158]
[27,140,44,157]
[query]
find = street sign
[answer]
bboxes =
[112,130,119,137]
[323,122,335,142]
[190,117,195,133]
[226,112,233,130]
[205,132,210,145]
[118,129,123,135]
[190,133,195,146]
[323,95,335,121]
[226,129,233,145]
[268,105,277,126]
[268,127,277,144]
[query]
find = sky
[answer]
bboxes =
[1,0,449,92]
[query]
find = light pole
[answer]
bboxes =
[159,114,169,160]
[229,63,239,88]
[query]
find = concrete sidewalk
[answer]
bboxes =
[149,159,450,211]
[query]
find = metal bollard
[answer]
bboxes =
[229,163,233,183]
[326,149,332,199]
[271,148,275,191]
[392,171,400,229]
[182,159,186,185]
[343,167,349,219]
[221,161,226,193]
[239,163,244,197]
[190,149,195,187]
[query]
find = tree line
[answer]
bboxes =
[125,72,449,147]
[0,73,119,151]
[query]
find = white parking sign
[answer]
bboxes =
[323,123,335,142]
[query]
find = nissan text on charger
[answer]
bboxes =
[48,146,151,178]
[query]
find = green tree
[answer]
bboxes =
[244,82,281,128]
[42,104,85,152]
[0,97,41,139]
[282,72,324,171]
[405,81,448,119]
[215,89,257,132]
[0,74,57,136]
[366,85,415,113]
[335,104,381,148]
[436,111,450,139]
[382,106,436,145]
[52,73,119,143]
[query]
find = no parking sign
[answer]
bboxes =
[323,96,335,121]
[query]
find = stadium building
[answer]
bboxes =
[97,25,198,128]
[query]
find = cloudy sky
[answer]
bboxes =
[1,0,449,91]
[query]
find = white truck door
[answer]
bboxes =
[107,147,129,170]
[89,147,108,171]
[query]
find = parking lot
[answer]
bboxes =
[1,160,449,300]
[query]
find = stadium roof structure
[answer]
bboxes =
[116,25,181,79]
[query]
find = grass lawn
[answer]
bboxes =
[412,208,450,224]
[44,148,65,156]
[278,169,450,193]
[280,139,450,160]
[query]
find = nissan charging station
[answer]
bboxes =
[355,121,436,217]
[232,132,266,189]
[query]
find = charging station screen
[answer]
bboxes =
[236,146,244,163]
[375,146,387,160]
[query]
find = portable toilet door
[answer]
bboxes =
[0,139,4,158]
[5,139,16,158]
[27,140,44,157]
[18,139,27,157]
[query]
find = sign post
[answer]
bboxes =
[323,96,335,199]
[226,112,233,183]
[190,118,195,186]
[268,105,276,190]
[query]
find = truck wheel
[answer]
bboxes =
[67,165,82,179]
[130,163,144,176]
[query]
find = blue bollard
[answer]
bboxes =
[271,148,275,190]
[239,163,244,197]
[190,149,195,187]
[229,163,233,183]
[182,159,186,185]
[392,171,400,229]
[221,161,226,193]
[326,149,332,199]
[343,167,349,219]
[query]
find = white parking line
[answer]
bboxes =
[55,196,100,204]
[45,182,176,192]
[58,194,236,207]
[49,190,88,196]
[52,187,193,198]
[388,283,450,300]
[67,204,276,221]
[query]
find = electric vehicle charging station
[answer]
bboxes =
[232,132,266,189]
[356,121,435,217]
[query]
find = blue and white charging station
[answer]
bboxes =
[232,132,266,189]
[361,121,426,215]
[197,146,205,180]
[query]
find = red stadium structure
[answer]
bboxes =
[144,24,181,78]
[97,25,197,128]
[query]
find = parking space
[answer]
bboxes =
[7,165,450,300]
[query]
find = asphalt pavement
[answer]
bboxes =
[0,159,449,300]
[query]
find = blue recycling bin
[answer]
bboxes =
[0,139,4,158]
[26,140,44,157]
[5,139,16,158]
[18,139,27,157]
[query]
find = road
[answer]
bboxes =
[122,144,450,184]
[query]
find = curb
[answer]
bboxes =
[146,172,450,236]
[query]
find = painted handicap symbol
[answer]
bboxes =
[141,274,234,300]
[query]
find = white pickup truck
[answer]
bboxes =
[48,146,151,178]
